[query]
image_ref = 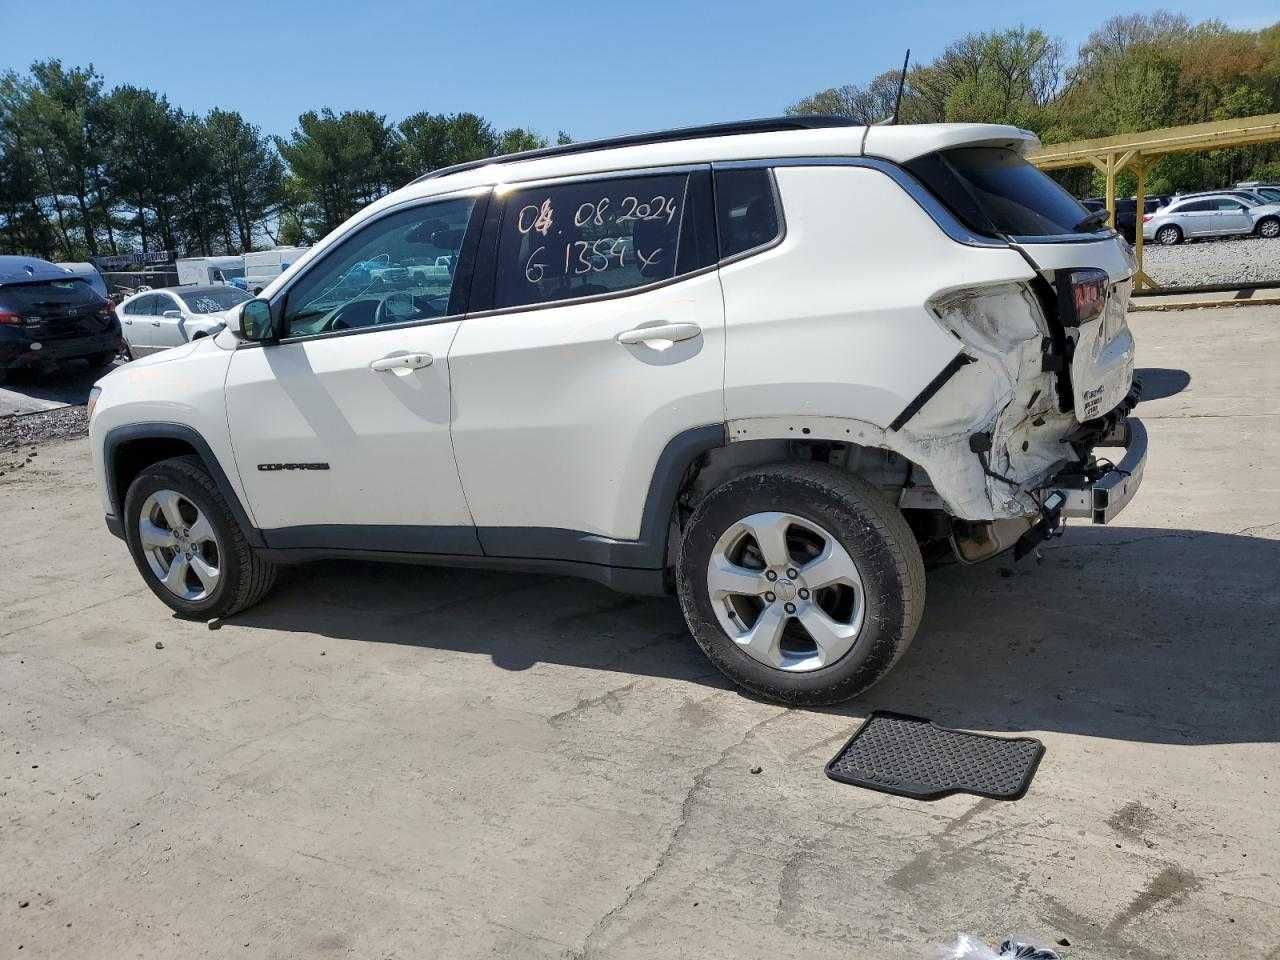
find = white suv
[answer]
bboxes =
[88,117,1145,705]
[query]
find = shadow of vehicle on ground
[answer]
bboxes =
[230,524,1279,747]
[1135,367,1191,401]
[0,357,120,412]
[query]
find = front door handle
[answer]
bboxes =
[616,323,701,346]
[152,320,161,326]
[370,352,433,373]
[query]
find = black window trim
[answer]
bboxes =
[709,164,787,266]
[464,162,719,320]
[240,185,491,349]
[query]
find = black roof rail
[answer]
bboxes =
[408,115,859,185]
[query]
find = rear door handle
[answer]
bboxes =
[370,352,433,373]
[616,323,701,346]
[151,320,161,326]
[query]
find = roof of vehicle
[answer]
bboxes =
[122,284,248,300]
[398,117,1039,198]
[0,255,75,286]
[262,118,1040,299]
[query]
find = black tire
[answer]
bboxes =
[1156,224,1182,246]
[1255,217,1280,239]
[676,462,925,706]
[123,455,276,618]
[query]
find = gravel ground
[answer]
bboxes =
[1143,234,1280,287]
[0,406,87,470]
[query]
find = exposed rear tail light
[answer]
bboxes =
[0,310,21,325]
[1141,214,1153,223]
[1054,268,1108,327]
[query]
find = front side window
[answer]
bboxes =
[125,294,157,316]
[493,172,711,310]
[283,195,477,338]
[1214,198,1246,211]
[715,168,781,259]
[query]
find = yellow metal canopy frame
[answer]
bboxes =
[1027,112,1280,290]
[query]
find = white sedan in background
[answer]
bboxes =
[116,285,251,358]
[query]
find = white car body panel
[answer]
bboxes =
[223,321,473,534]
[449,269,726,542]
[89,338,245,521]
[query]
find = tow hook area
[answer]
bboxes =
[949,491,1065,564]
[1049,417,1148,524]
[1013,491,1065,560]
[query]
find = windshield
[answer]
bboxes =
[0,277,103,311]
[906,146,1099,238]
[179,287,251,313]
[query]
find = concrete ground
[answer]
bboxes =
[2,307,1278,959]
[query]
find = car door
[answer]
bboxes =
[448,166,724,562]
[224,190,487,552]
[1176,200,1213,237]
[120,294,158,354]
[151,292,188,349]
[1214,198,1252,236]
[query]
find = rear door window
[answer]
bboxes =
[492,170,714,310]
[905,147,1099,239]
[714,168,782,259]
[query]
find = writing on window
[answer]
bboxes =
[494,174,688,309]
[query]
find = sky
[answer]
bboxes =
[3,0,1278,143]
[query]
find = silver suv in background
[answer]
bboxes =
[1143,192,1280,244]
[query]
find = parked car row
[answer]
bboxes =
[1082,182,1280,245]
[1,254,259,382]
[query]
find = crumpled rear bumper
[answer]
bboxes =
[1049,417,1147,524]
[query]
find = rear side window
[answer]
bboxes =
[906,147,1096,239]
[1,278,101,313]
[714,168,781,259]
[493,171,713,310]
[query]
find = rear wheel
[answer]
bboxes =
[676,463,925,706]
[123,455,276,618]
[1255,217,1280,239]
[1156,224,1182,245]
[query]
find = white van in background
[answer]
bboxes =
[244,247,309,294]
[176,256,246,288]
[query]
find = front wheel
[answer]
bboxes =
[676,463,925,706]
[1255,217,1280,239]
[123,455,277,618]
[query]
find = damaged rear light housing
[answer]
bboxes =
[1054,267,1108,327]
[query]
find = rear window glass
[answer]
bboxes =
[906,147,1098,238]
[179,287,251,313]
[1,278,102,312]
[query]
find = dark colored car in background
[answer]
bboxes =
[0,255,122,383]
[1082,196,1172,243]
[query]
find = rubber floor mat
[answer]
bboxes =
[825,711,1044,801]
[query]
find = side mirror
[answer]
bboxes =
[162,310,182,320]
[237,298,277,342]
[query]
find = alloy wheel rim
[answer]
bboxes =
[1159,227,1178,244]
[706,511,865,673]
[138,490,221,601]
[1262,221,1279,238]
